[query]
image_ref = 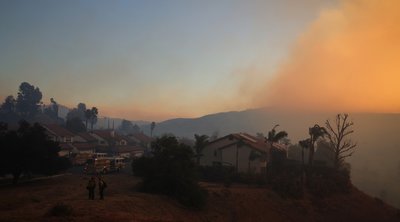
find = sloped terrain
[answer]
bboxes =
[0,173,398,222]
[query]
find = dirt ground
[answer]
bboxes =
[0,169,399,222]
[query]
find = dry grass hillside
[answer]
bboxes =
[0,172,399,222]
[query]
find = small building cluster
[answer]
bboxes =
[42,124,151,165]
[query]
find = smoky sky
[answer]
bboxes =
[262,0,400,113]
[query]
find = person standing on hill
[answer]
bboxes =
[87,177,96,200]
[98,177,107,200]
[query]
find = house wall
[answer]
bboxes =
[73,135,86,143]
[221,144,256,173]
[201,138,265,173]
[200,138,235,166]
[90,133,109,146]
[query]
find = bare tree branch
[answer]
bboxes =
[325,113,357,169]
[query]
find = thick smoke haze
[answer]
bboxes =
[265,0,400,113]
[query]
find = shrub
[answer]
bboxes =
[198,165,267,187]
[307,166,351,197]
[197,165,234,183]
[132,135,207,209]
[268,164,304,198]
[47,202,73,217]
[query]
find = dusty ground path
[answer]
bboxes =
[0,168,399,222]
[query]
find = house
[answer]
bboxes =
[200,133,286,173]
[71,143,97,165]
[58,143,76,157]
[43,124,82,143]
[76,132,98,144]
[113,145,145,159]
[90,130,146,157]
[128,132,152,148]
[91,130,130,146]
[72,142,96,154]
[42,124,85,157]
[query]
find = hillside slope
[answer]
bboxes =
[0,174,398,222]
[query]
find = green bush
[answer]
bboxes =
[132,135,207,209]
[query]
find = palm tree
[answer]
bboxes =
[150,122,156,138]
[84,109,92,131]
[265,124,288,174]
[266,124,288,148]
[299,138,311,188]
[85,107,98,132]
[299,139,310,167]
[307,124,327,166]
[89,107,98,131]
[194,134,209,165]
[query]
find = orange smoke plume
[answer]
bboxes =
[266,0,400,113]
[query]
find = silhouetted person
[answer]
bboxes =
[98,177,107,200]
[87,177,96,200]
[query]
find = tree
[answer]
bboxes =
[43,98,59,120]
[307,124,327,166]
[66,117,86,133]
[266,125,288,168]
[84,107,98,131]
[314,140,335,167]
[0,121,70,184]
[15,82,43,120]
[84,109,91,130]
[150,122,156,138]
[0,96,18,123]
[266,124,288,145]
[66,103,87,124]
[1,96,16,113]
[118,119,140,135]
[299,139,310,167]
[132,135,207,208]
[287,144,302,161]
[89,107,98,131]
[194,134,209,165]
[325,114,357,169]
[77,103,86,114]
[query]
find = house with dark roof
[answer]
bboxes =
[43,124,81,143]
[42,124,85,157]
[76,132,98,144]
[91,130,130,146]
[42,124,101,159]
[128,132,152,148]
[90,130,146,157]
[200,133,286,173]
